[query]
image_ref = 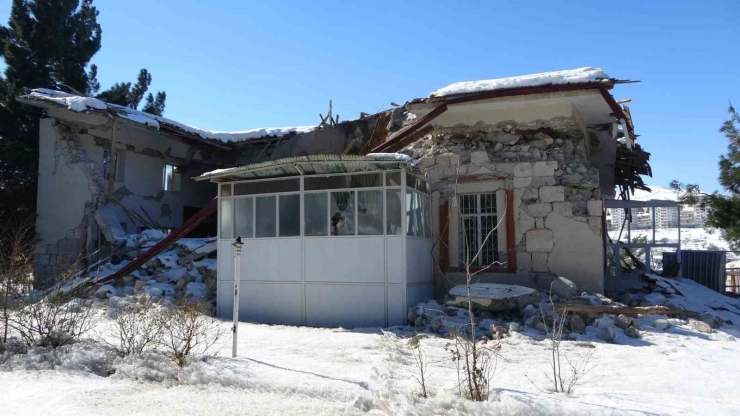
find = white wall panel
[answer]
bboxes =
[406,283,433,308]
[217,280,233,319]
[305,237,385,283]
[242,238,301,282]
[218,239,234,283]
[406,238,433,284]
[387,285,405,326]
[386,237,403,284]
[240,283,302,325]
[305,284,385,328]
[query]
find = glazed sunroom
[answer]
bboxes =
[196,155,434,328]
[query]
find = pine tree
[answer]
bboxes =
[0,0,102,215]
[0,0,167,216]
[96,68,167,115]
[672,104,740,249]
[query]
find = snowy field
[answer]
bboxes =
[3,278,740,415]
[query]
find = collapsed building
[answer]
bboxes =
[20,67,652,327]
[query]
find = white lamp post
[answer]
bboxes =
[232,236,243,358]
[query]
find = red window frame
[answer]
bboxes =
[439,189,517,273]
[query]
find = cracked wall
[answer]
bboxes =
[404,101,606,294]
[33,111,217,287]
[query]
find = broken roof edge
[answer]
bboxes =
[17,88,317,146]
[195,153,413,182]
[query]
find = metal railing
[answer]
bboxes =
[726,268,740,294]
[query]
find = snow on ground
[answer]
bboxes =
[3,280,740,415]
[429,67,609,98]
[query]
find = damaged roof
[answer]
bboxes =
[17,88,315,145]
[196,153,412,182]
[427,67,613,99]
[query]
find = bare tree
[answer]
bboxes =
[157,300,225,367]
[441,161,506,402]
[532,286,597,395]
[409,339,430,398]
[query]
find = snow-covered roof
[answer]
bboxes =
[428,67,611,98]
[197,153,413,182]
[20,88,314,144]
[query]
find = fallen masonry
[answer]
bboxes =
[60,229,218,309]
[408,273,736,344]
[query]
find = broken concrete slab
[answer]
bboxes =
[446,283,540,312]
[94,205,127,244]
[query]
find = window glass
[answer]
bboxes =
[406,173,428,193]
[423,195,432,239]
[458,193,499,267]
[406,192,420,237]
[234,197,253,238]
[279,194,301,237]
[415,192,425,237]
[220,184,232,197]
[219,198,233,239]
[386,171,402,187]
[305,173,382,190]
[358,190,383,235]
[330,191,355,235]
[304,193,328,236]
[163,164,175,191]
[234,178,299,195]
[386,189,402,235]
[255,196,276,237]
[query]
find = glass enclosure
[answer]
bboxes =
[218,170,431,240]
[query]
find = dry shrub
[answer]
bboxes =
[106,301,162,357]
[157,300,224,367]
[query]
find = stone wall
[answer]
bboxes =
[403,115,606,293]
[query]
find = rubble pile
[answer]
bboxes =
[86,230,217,307]
[408,274,737,343]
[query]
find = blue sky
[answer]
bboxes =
[1,0,738,192]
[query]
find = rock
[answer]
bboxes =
[615,314,634,330]
[597,326,616,343]
[446,284,540,312]
[536,274,578,300]
[689,319,714,334]
[175,277,188,291]
[478,310,495,320]
[134,279,147,294]
[470,150,489,164]
[122,275,135,286]
[570,314,586,334]
[698,313,722,329]
[539,186,565,203]
[509,322,522,332]
[654,318,671,330]
[95,284,116,299]
[642,293,667,306]
[525,229,555,252]
[535,322,548,334]
[489,324,509,340]
[522,304,538,316]
[624,326,640,339]
[524,315,539,329]
[156,276,170,283]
